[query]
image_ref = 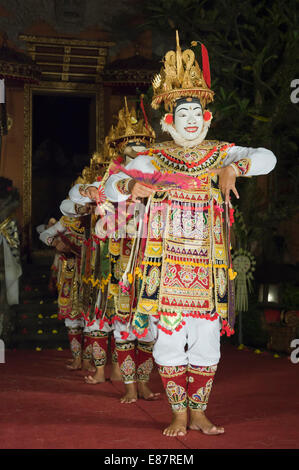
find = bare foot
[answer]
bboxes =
[110,362,122,381]
[137,381,160,401]
[163,411,188,437]
[189,409,224,435]
[84,374,106,384]
[66,358,82,370]
[84,365,105,384]
[82,359,96,373]
[120,383,138,404]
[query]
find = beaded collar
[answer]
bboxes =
[139,140,234,176]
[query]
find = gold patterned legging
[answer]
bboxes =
[115,341,154,384]
[158,364,217,412]
[67,327,83,359]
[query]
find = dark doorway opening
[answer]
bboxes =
[31,92,96,248]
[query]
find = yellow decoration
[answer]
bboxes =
[39,300,44,305]
[135,267,143,280]
[82,274,100,288]
[35,347,42,351]
[273,354,280,358]
[127,273,133,284]
[254,349,261,354]
[50,314,58,319]
[237,344,245,350]
[52,330,58,334]
[151,160,161,171]
[164,258,228,269]
[37,330,43,334]
[228,268,238,280]
[142,260,161,266]
[74,148,113,185]
[0,217,20,250]
[60,216,85,234]
[38,314,43,319]
[57,347,63,351]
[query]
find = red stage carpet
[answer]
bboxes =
[0,343,298,449]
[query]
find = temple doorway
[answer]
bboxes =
[31,92,96,248]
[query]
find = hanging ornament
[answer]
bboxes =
[232,248,256,312]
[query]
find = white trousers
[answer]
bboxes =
[83,318,113,334]
[64,317,114,334]
[153,316,221,367]
[113,317,157,343]
[64,318,84,329]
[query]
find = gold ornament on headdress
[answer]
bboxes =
[107,96,155,152]
[74,144,116,186]
[151,31,214,112]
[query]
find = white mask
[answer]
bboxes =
[160,101,212,148]
[174,102,204,140]
[131,144,146,152]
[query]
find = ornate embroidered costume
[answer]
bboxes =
[104,32,276,418]
[132,140,235,338]
[49,215,84,321]
[104,97,158,387]
[39,213,85,361]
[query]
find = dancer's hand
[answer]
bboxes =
[130,181,154,202]
[85,186,100,203]
[52,238,70,253]
[75,202,94,215]
[208,166,239,204]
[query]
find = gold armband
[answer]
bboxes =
[116,178,133,195]
[230,158,251,176]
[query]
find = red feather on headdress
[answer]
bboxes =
[109,163,201,190]
[201,44,211,89]
[140,94,149,131]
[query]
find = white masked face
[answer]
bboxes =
[174,102,204,141]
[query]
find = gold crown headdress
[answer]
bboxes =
[107,97,155,152]
[151,31,214,112]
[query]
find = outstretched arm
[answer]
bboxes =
[39,220,65,246]
[210,145,277,203]
[222,145,277,177]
